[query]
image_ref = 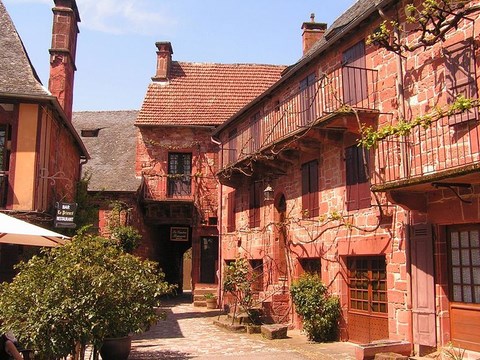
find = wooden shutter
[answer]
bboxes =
[410,224,436,347]
[299,73,317,126]
[444,40,477,125]
[309,160,319,217]
[227,191,236,232]
[342,41,367,106]
[249,182,261,228]
[346,146,371,211]
[302,160,319,217]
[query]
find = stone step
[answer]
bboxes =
[193,288,217,296]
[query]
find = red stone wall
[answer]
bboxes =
[44,107,82,210]
[136,126,219,219]
[216,0,480,352]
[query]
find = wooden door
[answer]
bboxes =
[200,236,218,284]
[447,225,480,352]
[410,224,436,347]
[347,256,389,343]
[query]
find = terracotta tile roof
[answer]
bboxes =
[135,62,286,126]
[0,0,48,97]
[72,110,141,192]
[213,0,396,136]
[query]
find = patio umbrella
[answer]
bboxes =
[0,212,69,247]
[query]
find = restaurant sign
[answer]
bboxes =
[170,226,189,241]
[54,202,77,228]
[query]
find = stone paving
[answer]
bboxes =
[128,294,358,360]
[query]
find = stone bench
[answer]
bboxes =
[260,324,288,340]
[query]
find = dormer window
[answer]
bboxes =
[81,129,101,137]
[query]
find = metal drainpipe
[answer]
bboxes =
[378,4,414,349]
[211,135,223,303]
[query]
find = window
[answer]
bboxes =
[301,160,319,218]
[342,41,367,106]
[249,181,262,228]
[250,259,264,292]
[167,153,192,196]
[299,258,321,275]
[444,40,478,125]
[299,73,317,126]
[448,226,480,304]
[0,124,11,207]
[345,145,371,211]
[348,256,387,314]
[80,128,101,137]
[227,190,236,232]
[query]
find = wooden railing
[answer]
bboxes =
[372,113,480,187]
[141,174,195,201]
[221,65,378,168]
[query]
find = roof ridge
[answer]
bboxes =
[175,61,287,68]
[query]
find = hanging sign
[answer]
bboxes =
[54,202,77,228]
[170,226,189,241]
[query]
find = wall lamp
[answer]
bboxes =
[264,183,274,202]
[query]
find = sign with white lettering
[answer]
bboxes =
[170,227,189,241]
[54,202,77,228]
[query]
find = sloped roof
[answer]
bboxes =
[72,111,140,192]
[0,0,48,97]
[135,62,286,126]
[298,0,386,62]
[213,0,394,137]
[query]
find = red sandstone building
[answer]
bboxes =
[0,0,87,281]
[74,42,285,295]
[213,0,480,357]
[133,42,284,294]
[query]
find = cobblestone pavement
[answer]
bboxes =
[128,294,357,360]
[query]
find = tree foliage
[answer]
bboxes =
[367,0,479,54]
[223,258,259,322]
[0,234,175,359]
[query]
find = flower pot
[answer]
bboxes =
[99,336,132,360]
[206,298,217,309]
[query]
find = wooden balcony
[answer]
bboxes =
[140,175,196,225]
[141,174,195,202]
[371,112,480,209]
[219,65,378,179]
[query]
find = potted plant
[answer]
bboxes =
[204,292,217,309]
[0,232,175,360]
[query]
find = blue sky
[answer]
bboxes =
[4,0,356,111]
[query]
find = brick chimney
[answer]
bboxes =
[152,42,173,82]
[48,0,80,122]
[302,14,327,55]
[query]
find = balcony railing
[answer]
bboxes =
[221,65,378,168]
[372,113,480,188]
[141,174,194,201]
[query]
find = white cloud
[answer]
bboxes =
[5,0,177,35]
[78,0,177,35]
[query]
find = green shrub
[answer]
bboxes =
[111,225,141,253]
[0,234,175,359]
[290,273,341,342]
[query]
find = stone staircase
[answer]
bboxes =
[193,283,218,307]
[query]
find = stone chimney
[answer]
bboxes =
[152,42,173,82]
[302,14,327,55]
[48,0,80,122]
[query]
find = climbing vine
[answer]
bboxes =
[367,0,480,54]
[359,96,479,149]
